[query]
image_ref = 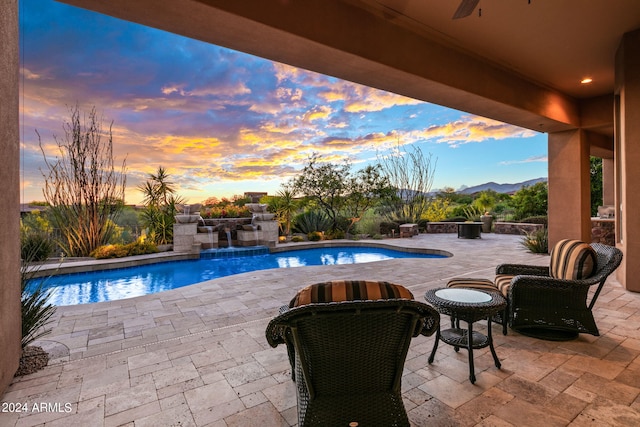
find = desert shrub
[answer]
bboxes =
[356,210,382,236]
[291,235,305,242]
[379,221,399,235]
[308,231,324,241]
[384,214,415,225]
[21,232,54,262]
[441,216,467,222]
[448,204,469,218]
[91,244,128,259]
[462,205,483,221]
[521,228,548,254]
[422,197,451,222]
[327,229,346,240]
[511,182,548,220]
[335,216,353,234]
[91,240,159,259]
[125,240,159,256]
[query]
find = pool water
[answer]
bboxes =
[29,246,444,305]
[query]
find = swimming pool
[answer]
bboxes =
[30,246,445,305]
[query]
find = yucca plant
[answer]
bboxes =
[521,228,549,254]
[462,205,483,222]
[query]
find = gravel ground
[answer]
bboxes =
[14,346,48,377]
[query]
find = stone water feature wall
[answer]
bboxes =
[173,217,279,253]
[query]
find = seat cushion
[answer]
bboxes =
[289,280,413,307]
[446,277,497,291]
[549,239,597,280]
[494,274,515,297]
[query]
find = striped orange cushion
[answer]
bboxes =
[446,278,497,292]
[494,274,515,297]
[289,280,414,307]
[549,239,597,280]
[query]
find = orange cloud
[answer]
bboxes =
[161,82,250,98]
[298,105,332,122]
[419,116,537,147]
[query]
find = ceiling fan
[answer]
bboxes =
[452,0,480,19]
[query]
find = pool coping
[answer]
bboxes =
[26,239,452,278]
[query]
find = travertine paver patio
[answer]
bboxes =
[3,233,640,426]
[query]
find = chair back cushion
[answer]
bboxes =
[494,274,515,297]
[289,280,414,307]
[549,239,597,280]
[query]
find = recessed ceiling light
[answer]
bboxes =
[581,77,593,84]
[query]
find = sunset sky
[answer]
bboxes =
[19,0,548,205]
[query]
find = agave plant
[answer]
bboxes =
[521,228,549,254]
[293,210,332,234]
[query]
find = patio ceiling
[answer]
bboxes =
[60,0,640,137]
[355,0,640,100]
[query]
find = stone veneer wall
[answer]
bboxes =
[591,219,615,246]
[425,222,459,233]
[425,220,614,245]
[493,222,545,235]
[425,222,545,235]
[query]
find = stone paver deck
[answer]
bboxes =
[3,234,640,426]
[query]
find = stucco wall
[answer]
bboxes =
[0,0,22,395]
[616,29,640,292]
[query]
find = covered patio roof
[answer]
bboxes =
[58,0,640,137]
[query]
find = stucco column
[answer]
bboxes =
[615,29,640,292]
[547,129,592,248]
[602,158,615,206]
[0,0,22,395]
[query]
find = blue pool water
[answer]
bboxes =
[30,246,445,306]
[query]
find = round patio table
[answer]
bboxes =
[425,287,506,384]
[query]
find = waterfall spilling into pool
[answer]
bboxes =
[200,245,269,259]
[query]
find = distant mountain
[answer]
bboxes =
[457,177,547,195]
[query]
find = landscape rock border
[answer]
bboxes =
[15,345,49,377]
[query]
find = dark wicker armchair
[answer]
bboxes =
[497,242,623,340]
[265,281,439,427]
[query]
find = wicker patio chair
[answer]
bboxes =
[496,240,623,341]
[265,280,439,427]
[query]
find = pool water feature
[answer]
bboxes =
[29,246,446,306]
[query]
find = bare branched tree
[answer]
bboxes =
[38,104,127,257]
[376,141,437,223]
